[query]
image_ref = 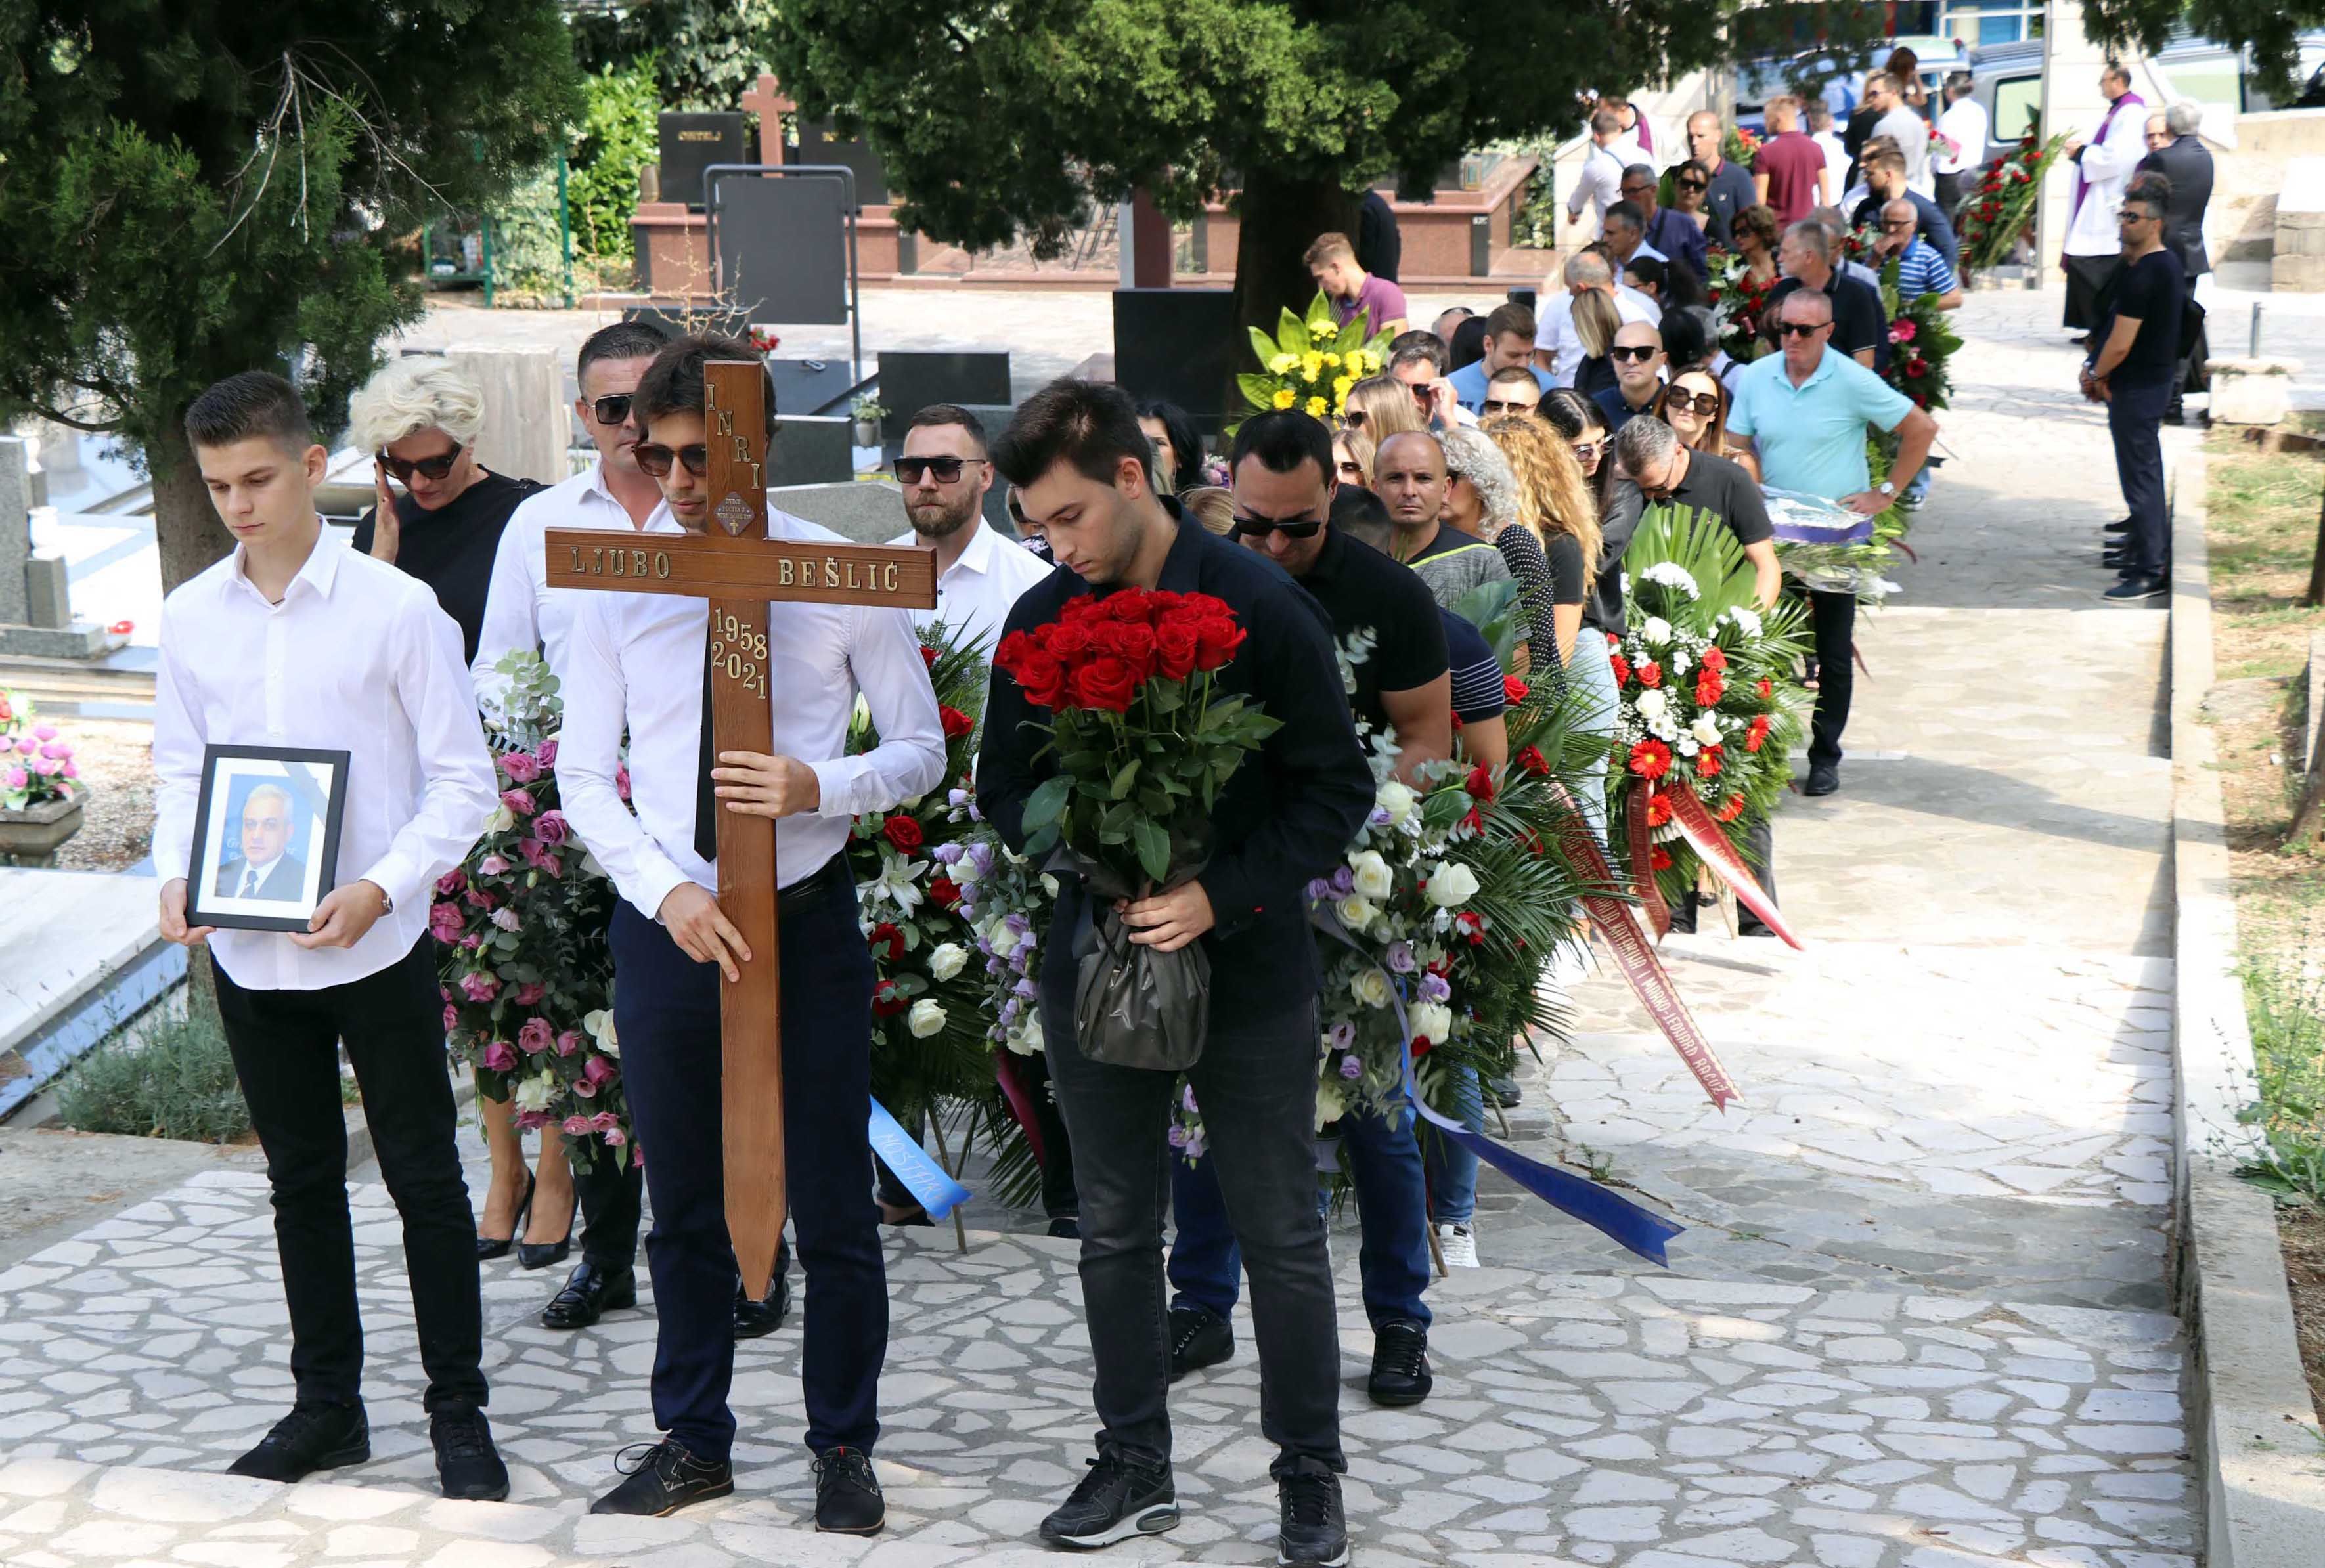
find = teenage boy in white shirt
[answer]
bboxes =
[154,371,504,1499]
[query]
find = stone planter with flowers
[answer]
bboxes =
[1,689,86,866]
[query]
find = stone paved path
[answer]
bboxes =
[0,290,2202,1566]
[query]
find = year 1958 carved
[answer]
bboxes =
[709,609,770,698]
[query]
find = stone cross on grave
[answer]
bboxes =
[545,360,937,1296]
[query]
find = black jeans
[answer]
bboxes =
[1043,986,1343,1477]
[1933,171,1961,221]
[2110,377,2172,579]
[1807,588,1856,770]
[214,938,485,1412]
[576,1146,645,1271]
[609,860,885,1464]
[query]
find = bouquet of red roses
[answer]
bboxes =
[992,587,1278,1070]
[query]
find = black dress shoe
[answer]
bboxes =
[2102,549,2128,569]
[734,1271,789,1341]
[226,1401,369,1482]
[1040,1450,1178,1549]
[541,1260,638,1330]
[1167,1303,1232,1382]
[1277,1458,1350,1567]
[2103,517,2131,534]
[1483,1074,1522,1108]
[518,1188,577,1271]
[591,1439,734,1517]
[1367,1318,1433,1406]
[2105,573,2169,602]
[1803,763,1841,797]
[813,1446,886,1535]
[432,1403,510,1502]
[476,1170,536,1263]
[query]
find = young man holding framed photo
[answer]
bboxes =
[152,371,506,1499]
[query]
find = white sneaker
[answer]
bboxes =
[1435,1223,1479,1269]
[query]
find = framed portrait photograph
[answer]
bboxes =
[185,745,352,933]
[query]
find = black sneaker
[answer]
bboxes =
[590,1439,735,1517]
[1038,1450,1178,1549]
[1047,1215,1082,1240]
[2104,573,2169,603]
[431,1403,510,1502]
[225,1401,369,1483]
[1277,1458,1350,1566]
[813,1446,885,1535]
[1802,762,1840,797]
[1367,1318,1433,1406]
[1168,1303,1233,1382]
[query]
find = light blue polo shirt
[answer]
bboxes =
[1727,347,1915,500]
[1447,359,1554,414]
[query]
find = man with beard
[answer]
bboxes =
[887,404,1053,653]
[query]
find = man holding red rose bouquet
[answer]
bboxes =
[977,381,1373,1567]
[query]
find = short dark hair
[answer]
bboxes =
[578,319,672,382]
[1484,302,1536,342]
[1330,484,1393,550]
[634,334,777,439]
[184,371,313,454]
[1605,200,1645,232]
[1387,330,1450,376]
[1228,410,1333,485]
[1487,364,1539,389]
[1623,255,1668,294]
[991,378,1152,489]
[2122,182,2168,220]
[907,403,989,454]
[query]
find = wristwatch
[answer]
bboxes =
[1876,481,1896,497]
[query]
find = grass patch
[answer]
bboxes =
[55,1007,253,1144]
[2238,961,2325,1204]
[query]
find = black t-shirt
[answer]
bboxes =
[353,471,543,665]
[2099,248,2188,388]
[1766,272,1886,364]
[1297,524,1450,732]
[1574,355,1618,400]
[1543,529,1587,607]
[1591,448,1774,636]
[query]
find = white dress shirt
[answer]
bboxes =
[471,462,676,710]
[1566,143,1626,231]
[558,504,947,919]
[1813,129,1849,190]
[153,529,496,991]
[1533,288,1662,385]
[1934,97,1989,177]
[1874,105,1934,196]
[886,517,1055,659]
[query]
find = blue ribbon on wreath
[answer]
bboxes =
[1317,913,1683,1267]
[868,1098,973,1220]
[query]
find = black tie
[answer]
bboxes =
[694,632,718,863]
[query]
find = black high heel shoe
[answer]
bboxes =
[476,1169,536,1262]
[518,1186,579,1271]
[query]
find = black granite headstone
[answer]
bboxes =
[659,113,749,209]
[875,351,1013,440]
[1112,290,1237,432]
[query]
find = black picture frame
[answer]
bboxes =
[185,744,353,933]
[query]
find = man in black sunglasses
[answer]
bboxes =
[886,404,1053,657]
[1591,321,1667,435]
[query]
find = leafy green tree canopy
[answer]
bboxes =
[2086,0,2325,97]
[0,1,580,590]
[570,0,786,111]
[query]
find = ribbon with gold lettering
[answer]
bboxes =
[1624,787,1671,938]
[1551,785,1739,1110]
[1665,783,1803,951]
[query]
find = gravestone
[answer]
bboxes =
[441,347,571,487]
[875,351,1013,441]
[770,479,908,545]
[660,112,749,211]
[0,437,107,657]
[715,175,850,326]
[1112,290,1237,433]
[765,417,856,488]
[791,118,889,206]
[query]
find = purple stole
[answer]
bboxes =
[2071,91,2144,224]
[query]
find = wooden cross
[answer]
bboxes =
[546,360,937,1297]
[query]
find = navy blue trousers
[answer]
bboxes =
[2110,377,2172,580]
[609,867,885,1462]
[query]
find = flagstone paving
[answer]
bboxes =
[0,291,2202,1565]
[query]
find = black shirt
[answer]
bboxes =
[1442,611,1505,725]
[1296,524,1450,733]
[2098,248,2188,388]
[1574,355,1618,400]
[1593,383,1660,436]
[1766,272,1887,365]
[352,471,543,665]
[1543,529,1587,607]
[1593,448,1775,636]
[977,503,1374,1021]
[1358,189,1402,283]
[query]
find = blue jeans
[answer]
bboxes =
[1423,1068,1484,1227]
[1168,1101,1432,1330]
[609,861,886,1464]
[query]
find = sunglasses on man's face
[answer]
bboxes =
[1777,320,1830,338]
[632,442,709,479]
[895,455,985,486]
[377,446,464,483]
[589,394,634,426]
[1481,397,1539,417]
[1610,345,1660,363]
[1229,515,1327,541]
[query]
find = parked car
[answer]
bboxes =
[1732,35,1970,135]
